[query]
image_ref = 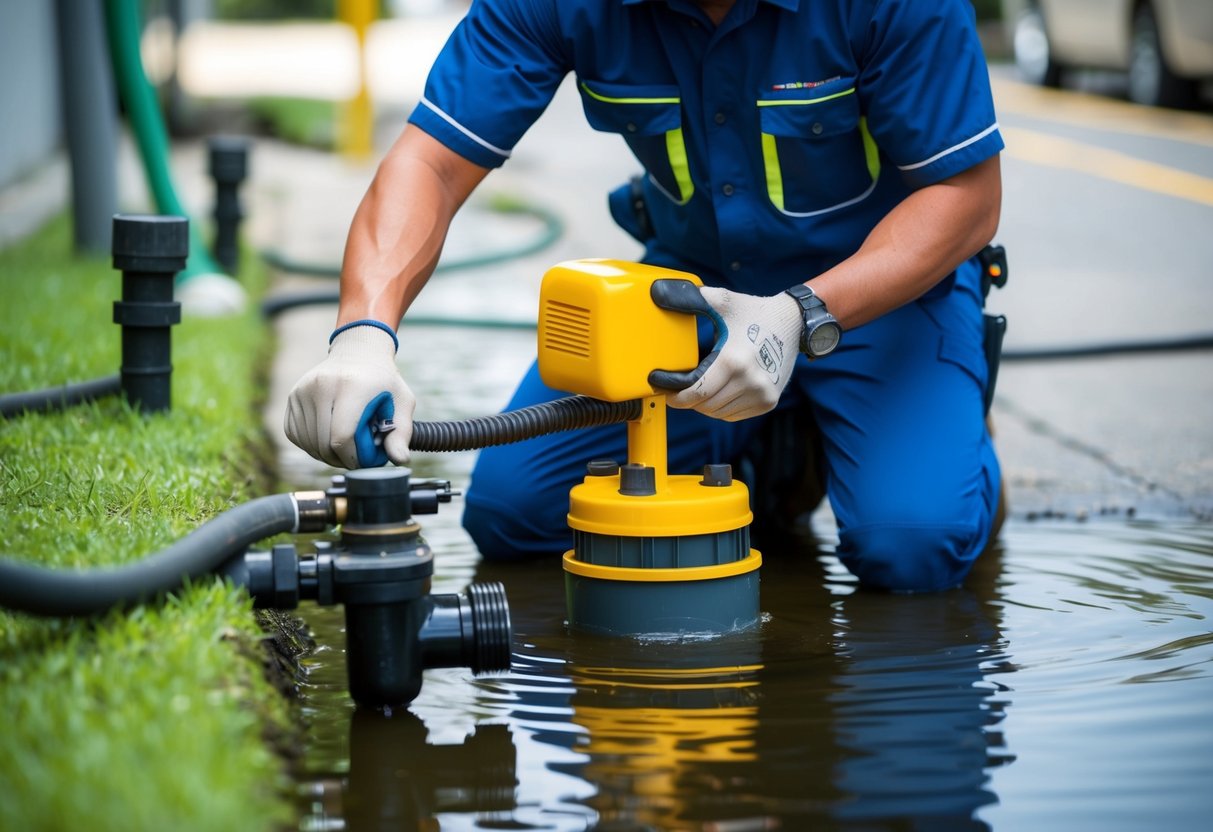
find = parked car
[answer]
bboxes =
[1004,0,1213,108]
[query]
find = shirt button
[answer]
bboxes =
[730,261,742,272]
[811,122,824,135]
[626,123,638,133]
[722,183,735,196]
[714,111,726,125]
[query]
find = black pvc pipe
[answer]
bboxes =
[418,583,513,674]
[55,0,118,255]
[0,494,299,617]
[2,215,187,420]
[111,214,186,413]
[0,374,122,419]
[208,136,248,275]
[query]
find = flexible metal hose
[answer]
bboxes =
[0,494,299,617]
[410,396,642,453]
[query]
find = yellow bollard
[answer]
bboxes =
[337,0,375,160]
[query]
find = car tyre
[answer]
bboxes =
[1128,3,1198,109]
[1014,5,1062,88]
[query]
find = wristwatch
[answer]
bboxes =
[784,283,842,359]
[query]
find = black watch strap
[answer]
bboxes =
[784,283,841,358]
[785,283,824,312]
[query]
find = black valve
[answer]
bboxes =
[230,468,511,708]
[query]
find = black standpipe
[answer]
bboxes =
[208,136,249,275]
[110,214,185,413]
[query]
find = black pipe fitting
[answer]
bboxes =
[207,136,249,275]
[110,214,184,413]
[235,469,511,708]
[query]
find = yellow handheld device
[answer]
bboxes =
[538,259,762,636]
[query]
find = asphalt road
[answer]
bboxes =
[982,68,1213,521]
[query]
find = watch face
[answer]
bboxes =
[807,322,841,356]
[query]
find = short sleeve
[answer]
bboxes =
[857,0,1004,188]
[407,0,569,169]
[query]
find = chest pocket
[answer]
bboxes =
[757,82,880,217]
[578,79,693,205]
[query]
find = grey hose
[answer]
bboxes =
[0,374,122,419]
[0,494,299,617]
[1001,334,1213,362]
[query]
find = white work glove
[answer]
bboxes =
[284,322,415,468]
[648,281,803,422]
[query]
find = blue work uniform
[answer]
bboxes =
[409,0,1005,592]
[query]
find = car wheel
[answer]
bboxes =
[1014,6,1062,88]
[1128,3,1198,108]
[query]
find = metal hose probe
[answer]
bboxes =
[410,395,643,453]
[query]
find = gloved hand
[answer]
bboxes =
[649,281,803,422]
[284,321,414,468]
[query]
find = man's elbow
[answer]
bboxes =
[971,155,1003,249]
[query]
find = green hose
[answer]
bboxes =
[260,193,565,279]
[103,0,223,285]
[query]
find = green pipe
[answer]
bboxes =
[103,0,223,285]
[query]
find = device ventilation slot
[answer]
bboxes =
[544,301,592,358]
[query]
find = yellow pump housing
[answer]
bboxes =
[538,260,762,636]
[538,259,702,403]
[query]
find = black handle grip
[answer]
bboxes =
[647,279,724,392]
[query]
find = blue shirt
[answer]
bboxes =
[408,0,1003,295]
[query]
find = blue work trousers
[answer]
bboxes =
[462,259,1001,592]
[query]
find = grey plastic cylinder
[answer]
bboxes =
[564,566,760,637]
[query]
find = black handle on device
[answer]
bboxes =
[647,278,726,392]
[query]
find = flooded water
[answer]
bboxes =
[288,327,1213,831]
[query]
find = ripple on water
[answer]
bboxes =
[286,326,1212,830]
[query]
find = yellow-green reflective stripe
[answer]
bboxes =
[761,132,784,211]
[579,82,680,105]
[756,87,856,107]
[665,128,694,204]
[860,116,880,182]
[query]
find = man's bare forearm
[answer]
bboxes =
[809,155,1002,330]
[337,126,490,328]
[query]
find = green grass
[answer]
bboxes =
[248,96,337,150]
[0,215,295,831]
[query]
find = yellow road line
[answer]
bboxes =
[1002,126,1213,208]
[992,77,1213,149]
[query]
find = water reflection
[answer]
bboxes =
[285,317,1212,830]
[461,537,1014,831]
[294,511,1213,831]
[302,704,516,831]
